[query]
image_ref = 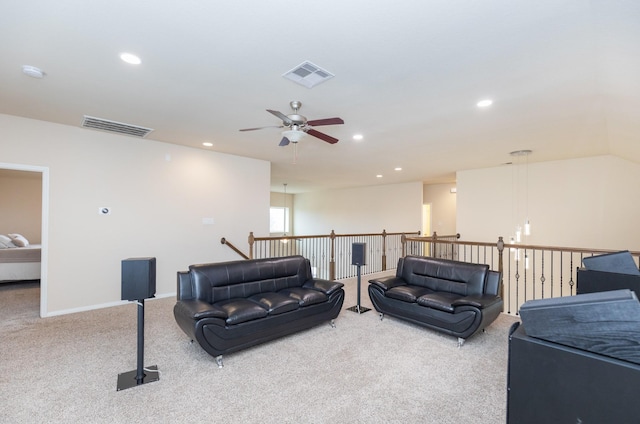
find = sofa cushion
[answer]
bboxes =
[279,287,328,307]
[386,285,433,303]
[400,256,489,296]
[215,299,268,325]
[189,256,308,303]
[417,292,463,313]
[249,292,300,315]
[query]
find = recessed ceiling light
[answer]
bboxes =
[376,174,383,178]
[477,99,493,108]
[120,53,141,65]
[394,167,402,171]
[353,134,364,141]
[202,142,213,147]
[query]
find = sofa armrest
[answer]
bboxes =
[175,300,227,320]
[452,294,502,309]
[368,276,407,291]
[177,271,194,301]
[485,270,501,296]
[303,279,344,295]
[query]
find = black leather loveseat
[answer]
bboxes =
[368,255,503,346]
[174,255,344,367]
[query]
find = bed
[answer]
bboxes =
[0,243,41,283]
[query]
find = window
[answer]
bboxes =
[270,207,289,233]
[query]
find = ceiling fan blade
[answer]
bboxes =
[279,137,290,146]
[307,117,344,127]
[239,125,283,132]
[267,109,293,126]
[306,129,339,144]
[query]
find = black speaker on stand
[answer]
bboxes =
[347,243,371,314]
[117,257,160,391]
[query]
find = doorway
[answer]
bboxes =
[0,162,49,317]
[422,203,432,256]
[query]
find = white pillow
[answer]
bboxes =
[8,233,29,247]
[0,234,16,249]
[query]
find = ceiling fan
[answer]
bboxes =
[239,101,344,146]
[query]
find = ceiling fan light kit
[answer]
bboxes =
[281,129,306,144]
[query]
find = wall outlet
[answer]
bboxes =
[202,217,214,225]
[99,207,111,215]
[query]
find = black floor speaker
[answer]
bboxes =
[352,243,366,266]
[121,257,156,301]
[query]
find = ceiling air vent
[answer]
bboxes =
[81,115,154,138]
[282,61,335,89]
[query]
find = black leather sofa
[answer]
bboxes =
[368,255,503,346]
[174,255,344,367]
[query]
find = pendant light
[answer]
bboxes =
[281,183,288,243]
[510,149,532,269]
[510,149,532,241]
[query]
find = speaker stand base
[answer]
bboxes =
[117,365,159,391]
[347,305,371,314]
[348,264,370,314]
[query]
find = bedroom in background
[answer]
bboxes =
[0,167,43,312]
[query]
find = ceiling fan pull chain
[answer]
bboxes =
[293,142,298,164]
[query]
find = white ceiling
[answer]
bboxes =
[1,1,639,193]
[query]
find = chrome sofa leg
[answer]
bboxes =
[379,312,384,321]
[215,355,224,368]
[457,337,465,348]
[330,319,336,328]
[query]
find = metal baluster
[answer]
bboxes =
[540,250,546,299]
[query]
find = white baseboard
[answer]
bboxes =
[43,291,177,317]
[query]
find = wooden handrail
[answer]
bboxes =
[220,237,250,260]
[250,230,420,241]
[405,235,640,258]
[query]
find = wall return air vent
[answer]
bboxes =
[81,115,154,138]
[282,61,335,89]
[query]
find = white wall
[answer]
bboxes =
[457,155,640,250]
[293,182,423,235]
[423,183,457,236]
[1,113,270,316]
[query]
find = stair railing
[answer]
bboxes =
[248,229,420,280]
[402,235,640,315]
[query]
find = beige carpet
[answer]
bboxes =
[0,274,519,423]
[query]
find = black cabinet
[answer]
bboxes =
[507,322,640,424]
[577,268,640,298]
